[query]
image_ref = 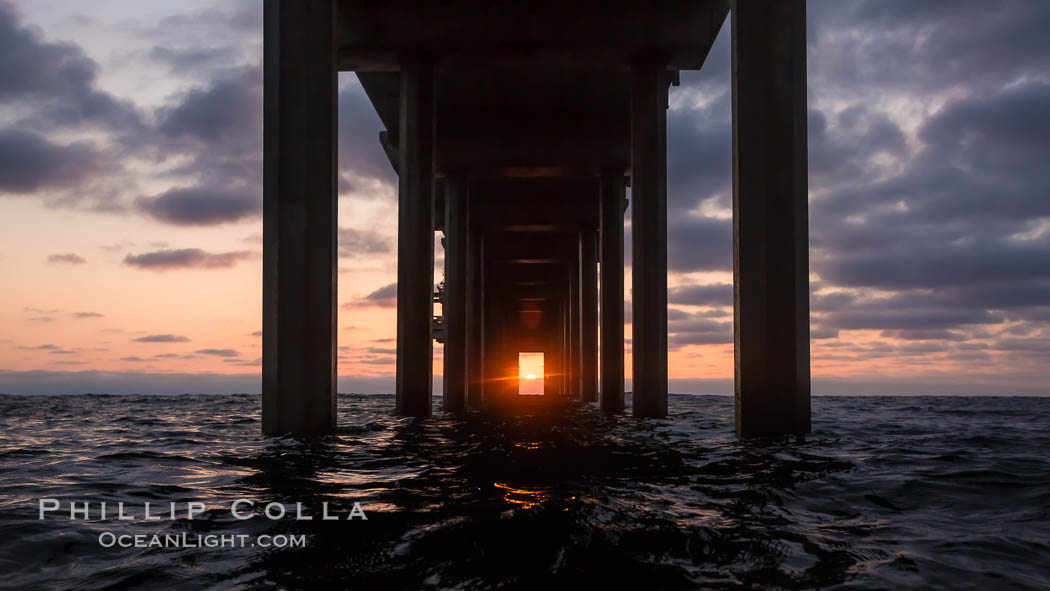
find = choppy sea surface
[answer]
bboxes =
[0,394,1048,590]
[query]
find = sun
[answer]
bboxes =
[525,373,536,380]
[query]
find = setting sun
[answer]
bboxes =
[518,352,544,395]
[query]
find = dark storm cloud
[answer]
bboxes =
[0,4,393,228]
[809,0,1050,95]
[663,216,732,273]
[665,88,731,216]
[136,186,259,226]
[46,253,86,264]
[123,248,256,270]
[338,227,391,257]
[0,129,104,194]
[668,283,732,308]
[652,1,1050,367]
[158,67,261,144]
[815,235,1050,291]
[342,283,397,309]
[152,66,262,191]
[0,2,142,132]
[133,334,190,343]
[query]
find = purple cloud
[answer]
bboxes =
[123,248,256,270]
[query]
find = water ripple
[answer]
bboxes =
[0,394,1047,589]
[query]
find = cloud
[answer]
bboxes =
[133,334,190,343]
[664,215,732,273]
[17,344,59,350]
[668,283,732,308]
[195,348,239,357]
[668,314,733,349]
[123,248,256,270]
[158,67,261,143]
[338,79,397,188]
[72,312,103,318]
[0,129,105,194]
[0,3,143,132]
[46,253,86,264]
[338,227,391,257]
[135,186,259,226]
[342,283,397,309]
[223,357,261,366]
[149,46,236,74]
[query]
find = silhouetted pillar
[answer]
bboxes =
[569,234,582,399]
[581,230,598,402]
[631,61,669,418]
[443,174,468,412]
[731,0,811,437]
[395,56,436,416]
[600,167,625,413]
[262,0,337,436]
[466,220,483,407]
[558,292,569,397]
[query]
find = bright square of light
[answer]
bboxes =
[518,352,544,395]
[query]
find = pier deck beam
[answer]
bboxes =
[630,61,669,418]
[262,0,338,436]
[395,56,436,417]
[599,168,625,413]
[731,0,811,437]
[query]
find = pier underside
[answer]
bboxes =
[263,0,811,437]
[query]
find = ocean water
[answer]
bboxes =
[0,393,1047,590]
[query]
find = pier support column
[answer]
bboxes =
[443,174,469,413]
[466,221,483,407]
[395,56,436,416]
[262,0,338,436]
[631,61,669,418]
[731,0,811,437]
[569,233,582,399]
[600,168,626,412]
[581,230,599,403]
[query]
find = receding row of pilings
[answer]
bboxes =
[261,0,810,438]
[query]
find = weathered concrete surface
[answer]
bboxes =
[443,175,469,412]
[600,168,626,413]
[732,0,811,437]
[631,61,669,419]
[262,0,338,436]
[395,56,436,417]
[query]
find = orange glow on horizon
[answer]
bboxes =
[518,352,544,395]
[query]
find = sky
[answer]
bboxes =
[0,0,1048,396]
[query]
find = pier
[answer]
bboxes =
[262,0,810,438]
